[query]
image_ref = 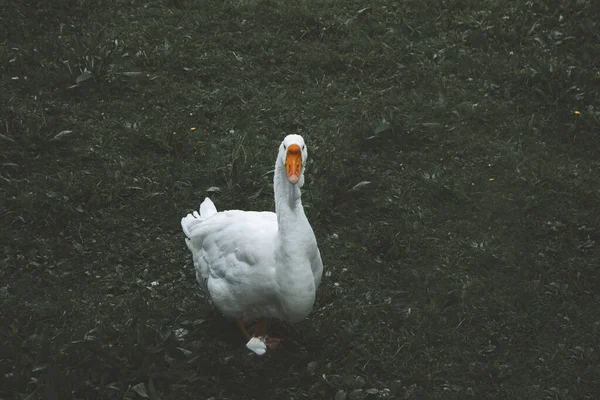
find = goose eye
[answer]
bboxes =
[302,145,305,150]
[283,144,287,150]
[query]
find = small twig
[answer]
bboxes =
[362,357,371,370]
[392,342,406,358]
[78,223,84,244]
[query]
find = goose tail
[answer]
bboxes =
[181,197,218,238]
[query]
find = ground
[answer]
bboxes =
[1,0,599,399]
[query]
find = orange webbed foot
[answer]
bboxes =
[264,336,282,349]
[237,317,284,354]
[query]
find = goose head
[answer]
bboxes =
[278,134,308,186]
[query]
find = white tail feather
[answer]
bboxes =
[181,197,218,238]
[199,197,217,219]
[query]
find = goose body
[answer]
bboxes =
[181,134,323,352]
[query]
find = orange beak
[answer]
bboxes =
[285,144,302,184]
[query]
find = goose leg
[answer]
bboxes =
[234,317,251,340]
[255,318,282,349]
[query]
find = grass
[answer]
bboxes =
[1,0,599,398]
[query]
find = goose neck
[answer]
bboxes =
[274,163,305,234]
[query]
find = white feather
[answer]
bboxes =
[246,337,267,355]
[199,197,217,219]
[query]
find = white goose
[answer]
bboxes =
[181,134,323,354]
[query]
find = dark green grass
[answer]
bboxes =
[1,0,599,398]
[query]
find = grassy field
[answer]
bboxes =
[1,0,599,398]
